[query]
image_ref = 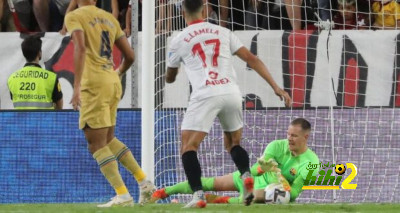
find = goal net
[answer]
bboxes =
[150,0,400,203]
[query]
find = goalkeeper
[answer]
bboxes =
[152,118,320,203]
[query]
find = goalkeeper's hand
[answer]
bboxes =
[277,172,291,192]
[257,157,280,173]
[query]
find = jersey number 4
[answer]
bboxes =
[192,39,220,68]
[100,30,111,59]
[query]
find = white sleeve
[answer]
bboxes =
[167,38,181,68]
[229,31,244,55]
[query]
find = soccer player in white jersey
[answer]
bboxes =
[166,0,292,208]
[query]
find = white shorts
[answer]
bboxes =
[181,94,243,133]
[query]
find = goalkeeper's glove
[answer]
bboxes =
[257,157,280,173]
[276,171,291,192]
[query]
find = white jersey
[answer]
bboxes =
[168,21,243,101]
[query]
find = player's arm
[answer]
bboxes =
[165,38,180,83]
[166,67,178,83]
[288,175,304,202]
[70,30,85,110]
[235,47,292,107]
[115,36,135,77]
[52,78,63,110]
[250,140,281,176]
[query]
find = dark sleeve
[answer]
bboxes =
[9,92,13,100]
[52,78,63,102]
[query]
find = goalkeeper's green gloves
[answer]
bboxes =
[257,157,291,191]
[257,157,280,173]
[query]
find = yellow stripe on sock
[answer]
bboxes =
[135,170,146,183]
[116,185,129,195]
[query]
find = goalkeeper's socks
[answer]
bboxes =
[182,151,202,192]
[107,137,146,182]
[165,177,215,195]
[93,146,128,195]
[205,194,230,203]
[230,145,250,175]
[227,197,241,204]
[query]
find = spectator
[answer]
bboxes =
[229,0,248,30]
[12,0,37,32]
[33,0,49,32]
[318,0,332,21]
[286,0,303,30]
[1,0,17,31]
[203,0,218,25]
[333,0,368,29]
[245,0,269,30]
[207,0,228,27]
[125,0,145,36]
[8,35,63,109]
[49,0,70,32]
[372,0,400,29]
[156,0,171,34]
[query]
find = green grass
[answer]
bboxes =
[0,203,399,213]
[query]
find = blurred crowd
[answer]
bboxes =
[1,0,400,34]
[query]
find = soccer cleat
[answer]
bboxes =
[97,194,134,208]
[183,190,207,208]
[150,188,169,203]
[242,172,254,206]
[138,180,156,205]
[205,194,230,204]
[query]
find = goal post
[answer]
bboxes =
[141,0,156,183]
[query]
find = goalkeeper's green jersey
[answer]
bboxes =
[251,139,320,201]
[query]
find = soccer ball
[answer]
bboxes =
[264,183,290,204]
[335,164,346,175]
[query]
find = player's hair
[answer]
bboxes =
[21,35,42,62]
[291,118,311,132]
[183,0,203,14]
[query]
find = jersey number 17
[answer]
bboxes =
[192,39,220,68]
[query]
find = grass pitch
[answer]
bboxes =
[0,203,399,213]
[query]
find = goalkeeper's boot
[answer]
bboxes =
[183,190,206,208]
[241,172,254,206]
[205,194,230,204]
[151,188,169,203]
[97,194,134,208]
[138,180,156,205]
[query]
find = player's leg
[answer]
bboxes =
[84,126,133,207]
[205,172,240,204]
[151,177,216,202]
[218,94,254,206]
[80,82,132,207]
[106,127,155,204]
[180,97,220,208]
[181,130,207,208]
[106,82,155,204]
